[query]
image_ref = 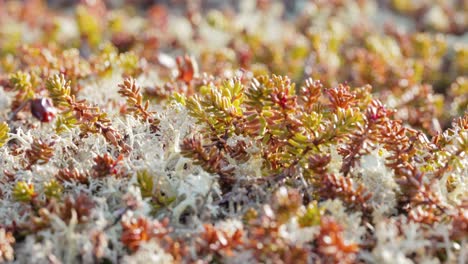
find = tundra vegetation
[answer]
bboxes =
[0,0,466,263]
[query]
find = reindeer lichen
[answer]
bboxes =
[0,1,466,263]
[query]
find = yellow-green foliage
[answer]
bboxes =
[183,74,366,174]
[55,110,77,134]
[76,5,102,48]
[46,74,77,133]
[46,74,71,108]
[151,193,176,213]
[9,71,35,100]
[118,52,140,77]
[43,180,63,199]
[0,122,9,147]
[137,170,154,198]
[0,1,467,263]
[186,78,244,136]
[298,202,324,227]
[13,181,36,202]
[9,71,30,90]
[454,45,467,74]
[136,170,175,212]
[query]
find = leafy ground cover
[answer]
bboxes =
[0,0,466,263]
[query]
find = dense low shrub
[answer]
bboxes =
[0,0,466,263]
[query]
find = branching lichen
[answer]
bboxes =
[0,1,466,263]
